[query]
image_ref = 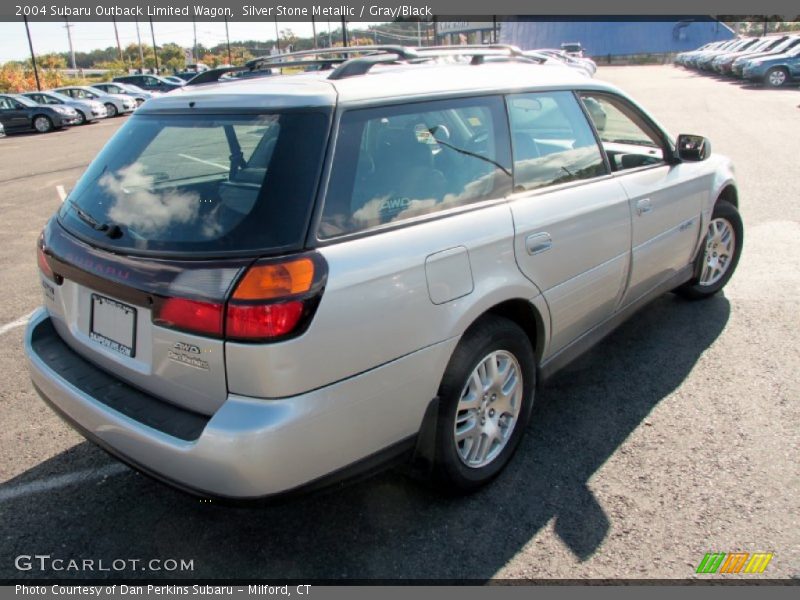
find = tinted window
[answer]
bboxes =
[319,96,512,238]
[59,111,330,256]
[507,91,606,192]
[579,93,665,171]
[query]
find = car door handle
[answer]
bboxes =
[636,198,653,216]
[525,232,552,255]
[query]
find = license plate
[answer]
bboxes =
[89,294,137,358]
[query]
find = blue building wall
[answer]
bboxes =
[500,19,735,56]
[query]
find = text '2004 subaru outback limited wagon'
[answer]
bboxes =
[25,46,743,498]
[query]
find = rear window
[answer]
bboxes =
[59,111,330,256]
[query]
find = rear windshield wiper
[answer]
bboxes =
[68,200,123,239]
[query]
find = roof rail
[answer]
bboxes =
[415,44,525,57]
[328,54,409,80]
[246,45,419,68]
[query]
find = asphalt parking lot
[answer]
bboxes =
[0,66,798,581]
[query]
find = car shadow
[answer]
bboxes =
[1,293,730,581]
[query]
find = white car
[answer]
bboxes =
[53,86,136,118]
[91,82,157,107]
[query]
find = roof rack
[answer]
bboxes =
[187,45,421,86]
[186,44,545,86]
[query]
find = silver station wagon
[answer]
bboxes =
[25,46,743,498]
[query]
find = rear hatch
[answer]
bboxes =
[38,107,331,415]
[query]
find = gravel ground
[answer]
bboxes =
[0,66,797,581]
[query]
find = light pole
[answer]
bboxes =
[149,17,159,74]
[23,15,41,91]
[135,17,145,72]
[64,18,76,70]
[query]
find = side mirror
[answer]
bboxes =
[676,134,711,161]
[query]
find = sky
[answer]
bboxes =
[0,20,388,62]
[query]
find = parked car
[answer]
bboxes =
[711,36,786,75]
[697,38,760,71]
[173,71,200,82]
[732,35,800,77]
[113,74,184,93]
[560,42,585,58]
[91,82,156,107]
[683,39,742,69]
[0,121,5,138]
[742,44,800,87]
[27,49,743,499]
[21,90,106,125]
[0,93,79,133]
[53,86,136,118]
[531,48,596,77]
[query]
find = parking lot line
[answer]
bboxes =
[56,185,66,202]
[0,463,128,503]
[178,153,228,171]
[0,310,35,336]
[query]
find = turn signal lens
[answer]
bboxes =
[232,258,315,300]
[154,298,224,337]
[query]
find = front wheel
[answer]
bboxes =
[676,200,743,300]
[74,110,86,125]
[33,115,53,133]
[432,316,535,492]
[105,103,118,118]
[765,67,789,88]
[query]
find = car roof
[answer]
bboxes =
[138,62,618,112]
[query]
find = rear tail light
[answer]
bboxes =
[152,253,327,342]
[37,245,55,280]
[154,298,224,337]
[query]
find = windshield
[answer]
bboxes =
[47,92,75,103]
[14,95,38,107]
[59,111,331,256]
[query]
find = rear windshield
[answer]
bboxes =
[59,111,330,256]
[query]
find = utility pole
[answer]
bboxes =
[327,20,332,48]
[149,16,159,74]
[417,21,421,46]
[112,16,123,62]
[274,16,281,53]
[341,17,348,47]
[192,17,197,64]
[64,18,77,70]
[224,16,232,64]
[311,15,317,49]
[135,17,145,72]
[23,15,41,91]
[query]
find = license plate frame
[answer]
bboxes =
[89,294,137,358]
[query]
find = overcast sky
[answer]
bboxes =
[0,20,388,62]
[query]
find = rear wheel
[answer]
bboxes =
[33,115,53,133]
[765,67,788,88]
[676,200,743,300]
[105,102,118,118]
[432,316,535,492]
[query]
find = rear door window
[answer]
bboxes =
[318,96,512,238]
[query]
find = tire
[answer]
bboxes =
[74,110,86,125]
[105,103,118,118]
[33,115,53,133]
[676,200,743,300]
[765,67,789,88]
[432,315,536,492]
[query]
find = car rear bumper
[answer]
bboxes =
[25,309,454,498]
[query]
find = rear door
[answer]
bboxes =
[506,91,631,355]
[0,96,31,131]
[578,92,707,305]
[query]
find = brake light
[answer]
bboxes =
[151,253,327,342]
[37,245,55,281]
[226,301,304,339]
[154,297,224,337]
[226,254,326,342]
